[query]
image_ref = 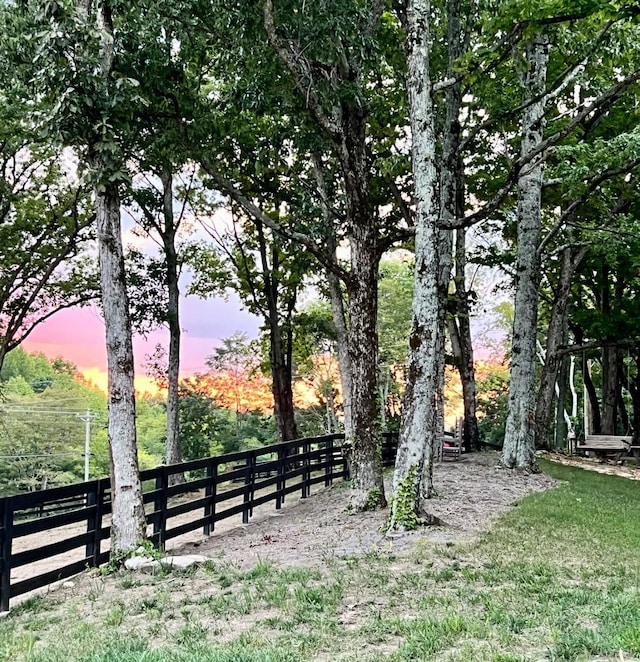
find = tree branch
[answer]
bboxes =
[263,0,341,141]
[199,157,350,283]
[537,158,640,257]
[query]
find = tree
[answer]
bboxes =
[127,165,197,480]
[385,0,442,531]
[0,145,96,372]
[191,202,308,443]
[501,33,550,472]
[6,0,184,552]
[195,0,412,510]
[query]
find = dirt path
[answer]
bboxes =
[176,452,556,567]
[9,452,557,607]
[543,451,640,481]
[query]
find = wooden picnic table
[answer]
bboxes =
[577,434,640,464]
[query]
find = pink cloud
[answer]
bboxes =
[23,293,261,380]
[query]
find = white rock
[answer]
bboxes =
[159,555,209,570]
[124,556,161,572]
[62,581,76,589]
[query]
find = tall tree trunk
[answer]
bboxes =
[313,155,354,439]
[328,268,353,438]
[84,0,146,554]
[160,169,183,482]
[386,0,440,532]
[254,219,299,442]
[346,232,386,510]
[501,34,549,471]
[269,321,298,441]
[581,352,601,434]
[97,182,146,553]
[535,246,587,447]
[263,1,385,510]
[450,228,480,451]
[601,345,618,433]
[555,354,569,451]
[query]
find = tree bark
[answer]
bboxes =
[346,229,386,510]
[601,345,618,434]
[85,0,146,554]
[319,185,354,439]
[555,354,569,451]
[386,0,440,532]
[449,228,480,452]
[159,169,183,482]
[262,0,386,510]
[581,352,601,434]
[255,218,298,442]
[328,268,354,438]
[97,182,146,554]
[501,34,550,471]
[535,246,587,447]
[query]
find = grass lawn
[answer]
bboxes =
[1,460,639,661]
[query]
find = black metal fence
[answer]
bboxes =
[0,432,398,611]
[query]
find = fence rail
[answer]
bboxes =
[0,432,398,611]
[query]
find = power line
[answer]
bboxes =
[0,409,102,416]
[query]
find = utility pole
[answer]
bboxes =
[76,410,99,482]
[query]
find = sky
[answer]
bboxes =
[23,290,261,393]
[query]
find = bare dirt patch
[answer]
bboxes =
[175,451,557,566]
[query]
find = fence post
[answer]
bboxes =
[276,445,286,510]
[153,467,169,551]
[85,480,98,563]
[325,436,334,487]
[203,458,218,536]
[302,439,311,498]
[0,500,13,612]
[242,452,255,524]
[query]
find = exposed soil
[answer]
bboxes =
[9,451,556,609]
[543,451,640,481]
[175,451,557,567]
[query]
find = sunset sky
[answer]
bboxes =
[23,291,261,393]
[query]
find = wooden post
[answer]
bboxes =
[325,437,334,487]
[302,439,311,498]
[242,453,254,524]
[153,467,169,551]
[85,481,98,562]
[0,500,13,612]
[276,445,286,510]
[203,458,217,536]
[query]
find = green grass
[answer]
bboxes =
[1,460,640,661]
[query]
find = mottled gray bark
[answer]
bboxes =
[601,345,618,434]
[347,230,386,510]
[97,182,146,553]
[159,169,183,482]
[502,34,550,471]
[86,0,146,553]
[387,0,440,531]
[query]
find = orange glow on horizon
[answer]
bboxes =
[81,368,162,396]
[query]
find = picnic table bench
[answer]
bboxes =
[577,435,639,463]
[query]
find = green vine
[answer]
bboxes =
[384,464,424,532]
[364,488,384,510]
